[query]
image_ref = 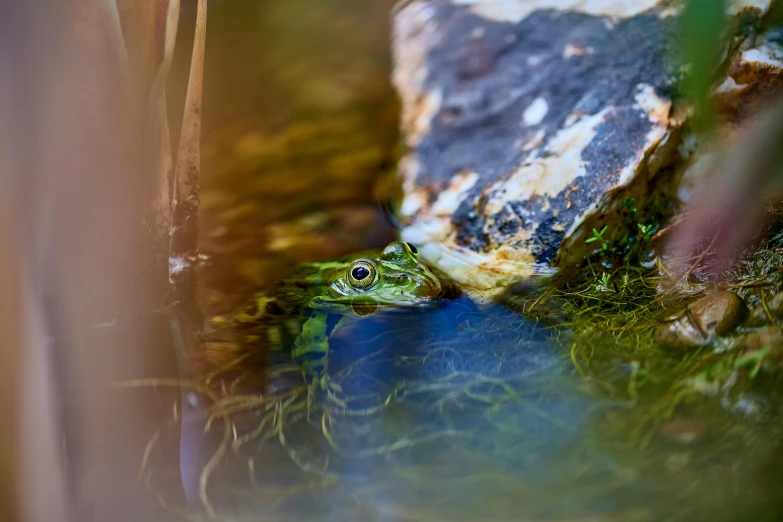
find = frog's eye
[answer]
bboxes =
[347,260,377,289]
[405,242,418,255]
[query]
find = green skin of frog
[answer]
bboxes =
[235,241,445,403]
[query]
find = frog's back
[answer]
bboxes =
[231,261,343,346]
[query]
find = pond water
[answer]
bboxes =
[138,1,783,520]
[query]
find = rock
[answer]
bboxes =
[665,453,691,473]
[746,291,783,327]
[655,316,705,350]
[740,325,783,357]
[655,291,747,349]
[391,0,780,300]
[728,326,783,376]
[658,418,707,445]
[690,291,748,335]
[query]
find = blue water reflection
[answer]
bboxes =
[170,291,783,522]
[177,295,623,520]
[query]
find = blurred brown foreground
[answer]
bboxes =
[0,0,205,520]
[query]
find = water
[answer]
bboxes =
[171,298,603,520]
[134,1,783,520]
[150,291,783,521]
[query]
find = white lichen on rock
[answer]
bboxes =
[450,0,662,23]
[393,0,779,300]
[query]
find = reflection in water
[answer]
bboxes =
[178,296,601,520]
[190,0,401,311]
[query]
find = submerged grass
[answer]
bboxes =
[123,227,783,521]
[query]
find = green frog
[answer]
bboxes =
[235,241,446,403]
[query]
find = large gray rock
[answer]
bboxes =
[392,0,780,300]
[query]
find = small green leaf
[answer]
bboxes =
[637,223,654,241]
[586,226,610,250]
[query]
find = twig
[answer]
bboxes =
[652,213,689,243]
[668,232,720,291]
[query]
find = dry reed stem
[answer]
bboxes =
[0,158,21,522]
[149,0,182,237]
[170,0,207,259]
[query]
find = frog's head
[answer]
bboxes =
[316,242,444,315]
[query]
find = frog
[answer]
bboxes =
[234,241,446,405]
